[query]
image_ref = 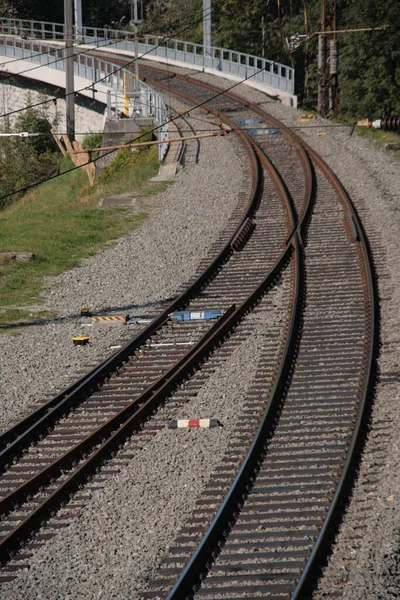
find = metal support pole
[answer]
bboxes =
[203,0,212,58]
[74,0,82,40]
[317,0,326,116]
[64,0,75,139]
[131,0,140,93]
[317,34,326,115]
[328,0,339,117]
[329,39,339,117]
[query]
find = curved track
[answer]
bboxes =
[0,68,298,584]
[129,64,375,599]
[0,56,375,599]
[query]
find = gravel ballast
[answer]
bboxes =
[175,69,400,597]
[1,281,289,599]
[0,131,244,434]
[0,65,399,599]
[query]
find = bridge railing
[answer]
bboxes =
[0,33,170,160]
[0,18,295,96]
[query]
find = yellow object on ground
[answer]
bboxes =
[73,336,90,345]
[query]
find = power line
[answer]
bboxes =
[0,10,210,82]
[0,52,283,204]
[0,7,213,120]
[0,122,357,137]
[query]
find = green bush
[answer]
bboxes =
[82,133,103,150]
[0,106,59,209]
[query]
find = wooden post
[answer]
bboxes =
[62,134,96,185]
[50,128,67,157]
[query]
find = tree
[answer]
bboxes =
[0,105,58,208]
[15,107,57,156]
[2,0,398,117]
[339,0,400,117]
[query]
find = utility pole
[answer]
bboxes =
[131,0,140,91]
[327,0,338,117]
[64,0,75,139]
[317,0,338,117]
[315,24,387,117]
[317,0,326,115]
[74,0,83,40]
[203,0,212,58]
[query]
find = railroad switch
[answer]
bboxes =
[73,336,91,346]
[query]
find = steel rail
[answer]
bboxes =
[0,58,324,597]
[0,239,293,564]
[131,62,313,232]
[0,114,262,470]
[165,232,301,600]
[135,74,297,241]
[252,142,297,244]
[130,65,375,600]
[0,70,302,567]
[0,307,240,519]
[0,304,235,562]
[290,147,375,599]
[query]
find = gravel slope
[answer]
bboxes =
[0,131,243,434]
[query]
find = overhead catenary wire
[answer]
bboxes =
[0,6,214,121]
[0,50,288,204]
[0,0,212,71]
[18,121,360,137]
[0,3,314,203]
[0,9,212,81]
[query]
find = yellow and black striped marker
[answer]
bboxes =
[91,315,126,322]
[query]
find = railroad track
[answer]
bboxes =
[121,64,375,598]
[0,68,300,585]
[0,54,376,598]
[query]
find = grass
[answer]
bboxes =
[0,309,53,328]
[355,127,400,161]
[0,144,169,324]
[297,103,400,162]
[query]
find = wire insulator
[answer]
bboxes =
[380,116,400,132]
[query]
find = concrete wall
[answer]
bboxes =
[0,74,105,142]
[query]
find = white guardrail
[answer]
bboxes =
[0,18,295,101]
[0,20,170,160]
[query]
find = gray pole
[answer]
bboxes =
[74,0,82,40]
[317,0,326,116]
[64,0,75,139]
[132,0,140,92]
[203,0,212,58]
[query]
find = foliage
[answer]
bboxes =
[146,0,399,118]
[15,107,57,155]
[2,1,399,118]
[145,0,203,41]
[339,0,400,118]
[94,127,153,184]
[82,133,103,150]
[0,137,165,319]
[0,105,58,209]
